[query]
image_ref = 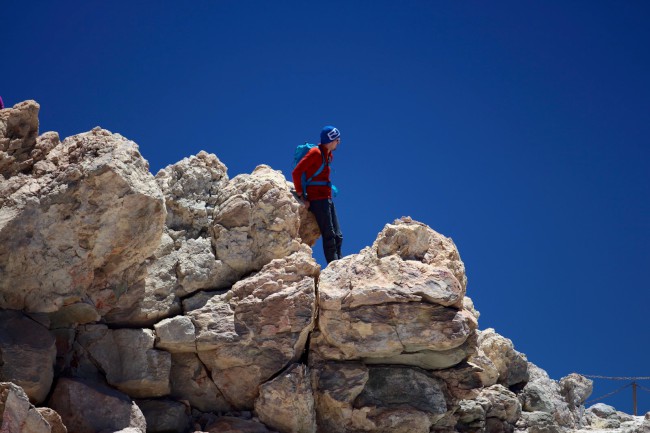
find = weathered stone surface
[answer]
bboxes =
[0,100,41,178]
[76,325,171,398]
[372,217,467,290]
[254,364,316,433]
[189,248,318,409]
[48,302,101,328]
[0,127,166,314]
[0,310,56,404]
[315,218,476,369]
[169,352,231,413]
[154,315,197,353]
[312,363,452,433]
[136,399,190,433]
[0,382,51,433]
[210,165,308,284]
[476,328,528,387]
[48,378,146,433]
[559,372,592,409]
[36,408,67,433]
[515,411,562,433]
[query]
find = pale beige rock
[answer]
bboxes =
[0,100,41,178]
[254,364,316,433]
[48,302,100,328]
[210,165,307,283]
[372,216,467,290]
[477,328,529,387]
[48,378,146,433]
[76,325,171,398]
[0,127,166,314]
[0,310,56,404]
[154,315,197,353]
[315,220,476,369]
[189,248,319,408]
[169,352,231,413]
[36,408,67,433]
[0,382,51,433]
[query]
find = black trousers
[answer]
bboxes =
[309,198,343,263]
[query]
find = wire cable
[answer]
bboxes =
[582,375,650,381]
[585,382,632,406]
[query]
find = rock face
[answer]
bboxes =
[0,103,635,433]
[0,123,166,314]
[313,218,477,371]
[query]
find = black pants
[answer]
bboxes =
[309,198,343,263]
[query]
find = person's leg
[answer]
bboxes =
[309,199,338,263]
[330,200,343,259]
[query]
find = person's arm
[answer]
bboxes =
[292,148,320,199]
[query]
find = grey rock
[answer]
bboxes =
[254,364,316,433]
[136,399,191,433]
[154,315,197,353]
[48,378,146,433]
[169,352,231,413]
[0,310,56,404]
[0,382,52,433]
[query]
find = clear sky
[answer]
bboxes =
[4,0,649,414]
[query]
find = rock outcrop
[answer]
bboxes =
[0,101,639,433]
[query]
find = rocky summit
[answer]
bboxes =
[0,101,647,433]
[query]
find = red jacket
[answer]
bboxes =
[292,145,333,201]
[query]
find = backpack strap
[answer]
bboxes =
[302,148,332,199]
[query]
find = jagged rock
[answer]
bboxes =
[75,325,171,398]
[36,408,67,433]
[312,363,452,433]
[169,352,231,413]
[48,378,146,433]
[373,217,467,290]
[202,416,272,433]
[0,127,166,314]
[0,100,41,178]
[559,373,592,410]
[476,329,528,387]
[314,218,476,370]
[136,399,191,433]
[0,310,56,404]
[210,165,309,284]
[187,248,318,409]
[155,151,229,238]
[254,364,316,433]
[48,302,101,328]
[518,363,577,428]
[154,315,197,352]
[430,361,483,401]
[474,385,521,433]
[515,411,561,433]
[0,382,52,433]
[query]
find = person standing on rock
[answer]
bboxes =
[292,125,343,263]
[0,96,4,110]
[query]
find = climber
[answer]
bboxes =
[0,96,4,110]
[292,125,343,264]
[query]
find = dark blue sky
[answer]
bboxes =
[4,0,649,414]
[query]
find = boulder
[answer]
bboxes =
[48,378,147,433]
[169,352,231,413]
[254,364,316,433]
[154,315,197,353]
[136,399,190,433]
[314,218,476,370]
[0,126,166,314]
[0,382,52,433]
[559,373,592,409]
[210,165,309,284]
[188,248,319,408]
[0,310,56,404]
[75,325,171,398]
[35,408,67,433]
[518,363,575,428]
[475,329,528,387]
[312,363,452,433]
[0,100,41,178]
